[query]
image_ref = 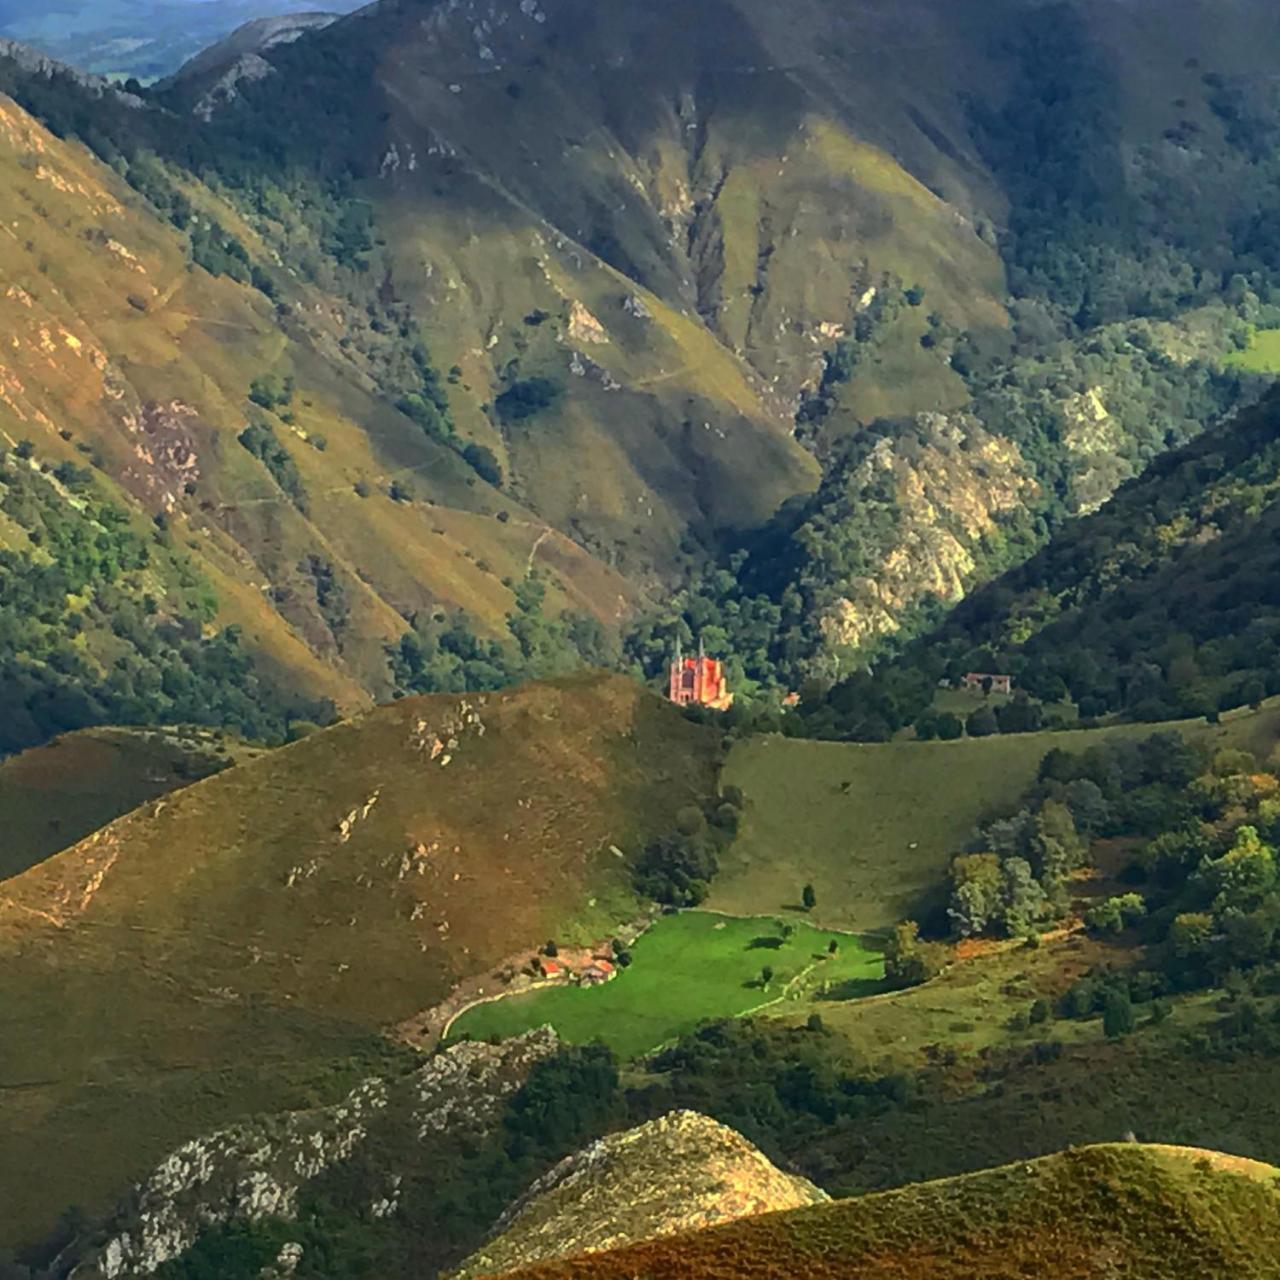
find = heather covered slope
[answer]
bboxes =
[0,674,716,1246]
[0,725,246,880]
[500,1144,1280,1279]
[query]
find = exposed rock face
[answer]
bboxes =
[452,1110,827,1278]
[816,412,1037,660]
[73,1030,560,1278]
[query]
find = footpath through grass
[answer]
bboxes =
[449,911,883,1059]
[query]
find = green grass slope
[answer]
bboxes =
[711,703,1280,933]
[501,1143,1280,1279]
[0,674,717,1248]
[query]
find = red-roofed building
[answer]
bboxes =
[580,958,615,986]
[540,959,562,978]
[668,641,734,711]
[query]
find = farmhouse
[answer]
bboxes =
[580,959,616,986]
[962,672,1013,695]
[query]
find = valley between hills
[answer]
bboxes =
[4,0,1280,1276]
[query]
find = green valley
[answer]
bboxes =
[4,2,1280,1278]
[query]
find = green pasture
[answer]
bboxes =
[449,911,883,1060]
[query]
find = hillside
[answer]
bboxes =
[453,1111,827,1279]
[0,674,718,1248]
[0,81,639,753]
[498,1143,1280,1279]
[0,725,246,880]
[909,385,1280,722]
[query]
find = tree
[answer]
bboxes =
[1031,800,1087,886]
[544,940,558,957]
[966,705,999,738]
[1103,990,1135,1039]
[884,920,946,988]
[1002,857,1048,937]
[935,712,964,741]
[802,883,817,911]
[760,964,774,988]
[1084,893,1146,934]
[462,442,503,485]
[948,853,1004,936]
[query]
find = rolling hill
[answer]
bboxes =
[0,673,718,1248]
[496,1142,1280,1279]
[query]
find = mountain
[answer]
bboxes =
[0,674,718,1248]
[157,13,342,121]
[453,1111,828,1279]
[495,1142,1280,1279]
[0,0,364,81]
[5,0,1280,737]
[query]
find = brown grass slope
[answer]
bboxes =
[0,673,717,1248]
[498,1143,1280,1280]
[0,726,250,882]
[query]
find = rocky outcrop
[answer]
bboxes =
[452,1110,827,1278]
[0,39,144,104]
[817,412,1037,659]
[73,1030,560,1278]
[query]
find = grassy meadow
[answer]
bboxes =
[1226,327,1280,372]
[709,702,1280,934]
[450,911,884,1059]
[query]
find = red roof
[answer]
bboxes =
[541,960,561,975]
[589,959,614,973]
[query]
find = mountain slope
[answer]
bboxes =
[0,674,717,1247]
[0,83,638,752]
[0,725,245,881]
[912,386,1280,722]
[7,0,1280,718]
[498,1143,1280,1279]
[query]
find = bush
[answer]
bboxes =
[462,442,503,485]
[495,377,562,423]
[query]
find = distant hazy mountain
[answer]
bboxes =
[0,0,363,79]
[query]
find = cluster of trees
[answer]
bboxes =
[632,789,743,907]
[0,446,320,755]
[387,572,615,699]
[238,421,308,513]
[494,377,562,424]
[940,731,1201,941]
